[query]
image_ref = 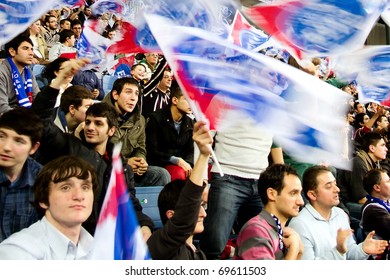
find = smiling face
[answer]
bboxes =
[112,83,139,114]
[83,116,115,146]
[40,174,94,229]
[308,171,340,210]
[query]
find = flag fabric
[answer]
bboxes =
[145,13,351,169]
[76,19,112,72]
[229,10,270,51]
[89,144,150,260]
[244,0,387,59]
[0,0,57,46]
[334,45,390,102]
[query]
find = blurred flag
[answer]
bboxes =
[334,45,390,102]
[244,0,387,59]
[146,13,351,169]
[229,10,270,51]
[76,19,111,72]
[0,0,57,46]
[89,144,150,260]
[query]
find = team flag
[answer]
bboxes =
[229,10,270,51]
[244,0,387,59]
[145,13,351,169]
[89,144,150,260]
[334,45,390,102]
[0,0,57,46]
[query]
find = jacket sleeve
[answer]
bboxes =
[147,180,205,259]
[350,157,369,202]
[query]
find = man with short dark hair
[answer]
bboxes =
[43,15,59,50]
[146,85,194,181]
[361,168,390,259]
[289,165,388,260]
[235,164,304,260]
[0,36,41,113]
[103,77,170,187]
[0,155,97,259]
[48,29,77,61]
[0,107,43,242]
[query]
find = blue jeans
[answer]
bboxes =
[199,173,263,259]
[135,165,171,187]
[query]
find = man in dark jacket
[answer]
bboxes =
[31,59,154,238]
[146,85,194,181]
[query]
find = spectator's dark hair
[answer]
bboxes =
[0,107,43,146]
[363,168,386,194]
[33,155,98,218]
[158,179,186,225]
[258,164,299,204]
[302,165,332,200]
[168,84,183,105]
[353,113,368,129]
[86,102,118,128]
[157,68,172,83]
[376,115,388,126]
[110,77,140,103]
[102,27,116,38]
[44,15,57,24]
[60,18,71,27]
[361,132,384,153]
[60,85,95,114]
[354,101,363,111]
[59,29,75,43]
[4,36,33,57]
[42,57,70,82]
[71,19,82,28]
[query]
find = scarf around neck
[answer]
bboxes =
[7,57,33,108]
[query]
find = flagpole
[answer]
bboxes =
[188,99,224,177]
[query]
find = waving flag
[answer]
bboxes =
[334,45,390,102]
[146,13,351,169]
[89,144,150,260]
[244,0,387,59]
[0,0,57,45]
[229,10,270,51]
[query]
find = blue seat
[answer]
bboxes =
[136,186,164,230]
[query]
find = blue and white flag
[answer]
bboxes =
[89,144,150,260]
[145,13,351,169]
[0,0,57,46]
[334,45,390,102]
[245,0,387,59]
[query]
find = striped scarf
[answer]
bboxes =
[7,57,33,108]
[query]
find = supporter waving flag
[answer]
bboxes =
[244,0,387,59]
[145,13,351,169]
[89,144,150,260]
[0,0,56,45]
